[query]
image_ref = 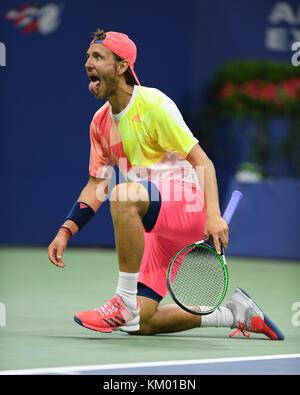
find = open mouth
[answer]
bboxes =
[89,75,100,82]
[88,75,101,95]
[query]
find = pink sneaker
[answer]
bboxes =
[74,296,140,333]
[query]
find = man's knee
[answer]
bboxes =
[110,183,149,217]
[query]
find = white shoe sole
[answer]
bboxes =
[119,315,140,333]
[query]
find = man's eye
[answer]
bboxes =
[97,55,102,60]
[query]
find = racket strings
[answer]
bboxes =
[169,245,227,314]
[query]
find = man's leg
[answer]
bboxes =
[108,182,150,312]
[130,296,202,335]
[108,182,284,340]
[128,293,284,340]
[74,182,150,332]
[109,182,231,335]
[110,182,150,274]
[127,294,236,335]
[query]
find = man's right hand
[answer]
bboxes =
[47,176,105,268]
[48,230,70,268]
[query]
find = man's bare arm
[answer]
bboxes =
[48,176,108,268]
[63,176,108,236]
[186,144,228,253]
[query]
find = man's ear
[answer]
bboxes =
[117,59,130,77]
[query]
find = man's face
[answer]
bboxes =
[85,43,118,99]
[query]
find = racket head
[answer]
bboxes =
[166,240,228,315]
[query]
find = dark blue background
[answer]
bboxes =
[0,0,299,258]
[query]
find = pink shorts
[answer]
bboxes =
[138,180,206,298]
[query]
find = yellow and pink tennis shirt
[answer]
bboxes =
[89,85,200,186]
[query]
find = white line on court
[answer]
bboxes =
[0,354,299,375]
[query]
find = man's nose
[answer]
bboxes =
[85,58,94,69]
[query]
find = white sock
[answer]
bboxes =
[200,306,234,328]
[115,271,139,311]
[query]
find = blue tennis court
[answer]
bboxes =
[1,355,299,376]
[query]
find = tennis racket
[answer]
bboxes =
[166,190,243,315]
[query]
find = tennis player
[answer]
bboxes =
[48,29,284,340]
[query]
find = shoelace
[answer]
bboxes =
[229,329,250,338]
[229,320,251,338]
[95,297,124,317]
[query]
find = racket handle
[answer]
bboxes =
[222,190,243,224]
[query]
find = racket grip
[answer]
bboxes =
[222,190,243,224]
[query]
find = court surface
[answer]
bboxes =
[0,246,299,375]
